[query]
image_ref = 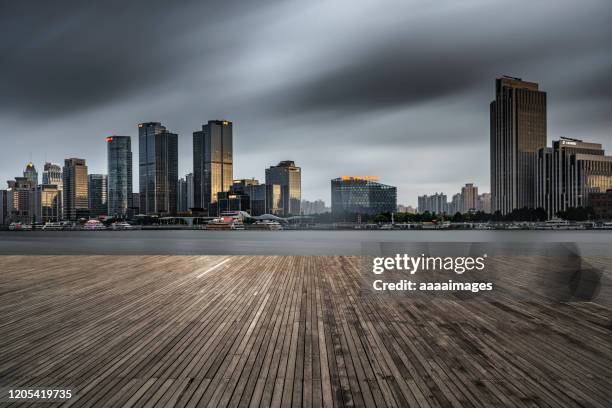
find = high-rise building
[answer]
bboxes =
[491,76,547,214]
[35,184,62,223]
[63,158,89,220]
[417,193,447,214]
[193,120,233,211]
[331,176,396,217]
[177,177,188,213]
[138,122,178,215]
[7,165,38,223]
[185,173,194,210]
[23,162,38,185]
[265,161,301,216]
[536,137,612,218]
[42,163,62,187]
[460,183,478,213]
[88,174,108,218]
[0,190,7,225]
[476,193,492,213]
[448,193,461,215]
[107,136,133,218]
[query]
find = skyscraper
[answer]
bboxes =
[35,184,62,223]
[23,162,38,185]
[536,137,612,218]
[193,120,233,211]
[6,175,36,223]
[490,76,547,214]
[138,122,178,215]
[177,177,188,213]
[185,173,194,210]
[42,162,63,188]
[460,183,478,213]
[107,136,133,218]
[0,190,7,225]
[88,174,108,218]
[265,161,301,216]
[63,158,89,220]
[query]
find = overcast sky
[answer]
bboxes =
[1,0,610,206]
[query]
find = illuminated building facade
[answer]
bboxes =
[536,137,612,218]
[491,76,547,214]
[63,158,89,220]
[331,176,396,216]
[265,161,301,216]
[35,184,62,223]
[193,120,233,211]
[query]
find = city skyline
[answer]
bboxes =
[1,0,610,206]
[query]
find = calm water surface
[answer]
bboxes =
[0,230,610,255]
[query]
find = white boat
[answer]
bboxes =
[206,217,245,230]
[536,218,585,230]
[593,222,612,230]
[83,219,107,230]
[42,222,64,231]
[250,220,283,230]
[112,222,135,230]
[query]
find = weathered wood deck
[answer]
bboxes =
[0,256,610,407]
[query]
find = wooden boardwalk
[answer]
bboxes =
[0,256,610,407]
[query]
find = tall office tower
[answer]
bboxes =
[138,122,178,215]
[177,177,188,213]
[63,158,89,221]
[491,76,547,214]
[185,173,194,210]
[265,161,301,216]
[193,120,233,211]
[460,183,478,213]
[23,162,38,185]
[88,174,108,218]
[6,176,36,223]
[35,184,62,223]
[107,136,133,218]
[42,163,62,187]
[0,190,7,225]
[536,137,612,218]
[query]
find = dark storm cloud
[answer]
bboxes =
[255,1,612,118]
[0,0,271,117]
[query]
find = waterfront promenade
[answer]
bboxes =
[0,255,610,407]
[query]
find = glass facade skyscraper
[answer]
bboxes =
[23,163,38,185]
[265,161,301,216]
[107,136,132,218]
[491,76,547,214]
[193,120,233,211]
[138,122,178,215]
[331,176,396,217]
[63,158,89,220]
[88,174,108,218]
